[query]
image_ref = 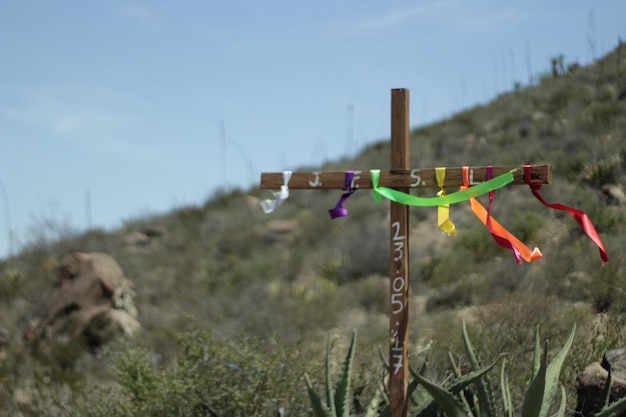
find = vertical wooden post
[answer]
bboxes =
[389,88,410,417]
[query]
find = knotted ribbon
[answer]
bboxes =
[370,168,516,206]
[260,171,292,213]
[436,167,456,236]
[329,171,357,219]
[464,166,542,263]
[524,165,608,262]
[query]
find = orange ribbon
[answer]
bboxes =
[463,166,542,263]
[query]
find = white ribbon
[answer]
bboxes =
[260,171,292,213]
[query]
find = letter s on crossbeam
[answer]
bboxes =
[410,169,426,187]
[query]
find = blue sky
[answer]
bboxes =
[0,1,624,259]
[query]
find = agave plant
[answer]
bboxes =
[517,323,626,417]
[369,325,503,417]
[366,319,502,417]
[304,329,357,417]
[306,321,626,417]
[404,321,575,417]
[406,328,503,417]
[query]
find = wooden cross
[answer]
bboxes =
[260,88,551,417]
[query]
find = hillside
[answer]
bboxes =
[1,42,625,416]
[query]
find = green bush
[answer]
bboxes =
[0,267,23,300]
[78,328,314,417]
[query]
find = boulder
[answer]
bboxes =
[602,184,626,205]
[258,220,299,243]
[124,231,151,246]
[124,226,166,254]
[24,252,139,353]
[576,349,626,416]
[141,225,166,237]
[604,348,626,378]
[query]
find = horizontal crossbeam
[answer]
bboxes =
[260,164,551,190]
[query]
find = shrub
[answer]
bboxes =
[0,267,23,300]
[77,328,313,417]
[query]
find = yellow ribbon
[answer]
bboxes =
[436,167,456,236]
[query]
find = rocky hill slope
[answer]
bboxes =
[1,42,625,416]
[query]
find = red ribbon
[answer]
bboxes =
[524,165,608,263]
[484,166,522,263]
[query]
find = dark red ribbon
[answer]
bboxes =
[524,165,608,262]
[485,166,522,263]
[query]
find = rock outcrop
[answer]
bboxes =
[24,252,139,354]
[576,348,626,416]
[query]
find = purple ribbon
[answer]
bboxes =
[329,171,356,219]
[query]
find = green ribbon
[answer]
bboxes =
[370,168,517,206]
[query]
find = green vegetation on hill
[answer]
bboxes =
[1,43,626,416]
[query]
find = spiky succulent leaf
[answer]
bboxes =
[325,337,337,416]
[541,325,576,417]
[531,327,541,380]
[555,384,567,417]
[419,349,431,376]
[408,365,427,400]
[447,350,475,415]
[594,394,626,417]
[408,352,433,408]
[462,318,495,417]
[500,359,513,417]
[448,352,461,378]
[305,372,332,417]
[408,357,500,417]
[445,356,502,395]
[601,366,613,410]
[408,364,438,417]
[522,340,548,417]
[378,345,389,368]
[411,397,439,417]
[412,372,470,417]
[522,325,575,417]
[334,329,357,417]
